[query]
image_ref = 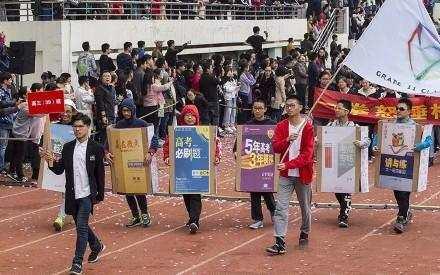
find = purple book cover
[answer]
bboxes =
[239,125,276,192]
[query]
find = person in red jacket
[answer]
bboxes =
[163,104,221,234]
[266,95,314,255]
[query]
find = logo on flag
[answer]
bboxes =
[408,22,440,81]
[343,0,440,96]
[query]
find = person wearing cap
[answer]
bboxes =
[152,41,164,60]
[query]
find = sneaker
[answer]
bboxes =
[266,243,286,255]
[6,173,18,182]
[299,232,309,247]
[230,126,237,132]
[17,176,28,183]
[338,215,349,228]
[248,220,263,229]
[141,213,152,227]
[185,220,191,227]
[69,263,82,275]
[125,216,142,228]
[53,216,65,232]
[189,222,199,234]
[393,216,407,234]
[88,241,105,263]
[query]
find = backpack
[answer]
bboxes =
[76,54,89,77]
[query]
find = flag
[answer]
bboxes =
[343,0,440,97]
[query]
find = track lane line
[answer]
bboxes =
[0,198,174,253]
[52,203,245,275]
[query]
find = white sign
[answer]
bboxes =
[317,126,369,193]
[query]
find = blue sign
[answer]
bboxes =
[173,126,212,193]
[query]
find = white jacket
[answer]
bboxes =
[223,79,239,101]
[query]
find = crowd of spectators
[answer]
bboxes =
[2,0,440,184]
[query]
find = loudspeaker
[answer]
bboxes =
[9,41,36,75]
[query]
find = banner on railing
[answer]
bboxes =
[312,88,440,124]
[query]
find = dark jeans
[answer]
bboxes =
[126,195,149,217]
[0,129,10,171]
[27,142,40,180]
[295,83,307,107]
[250,192,276,222]
[73,197,100,266]
[207,102,220,127]
[394,190,411,218]
[335,193,352,219]
[158,112,173,140]
[8,138,26,179]
[183,194,202,225]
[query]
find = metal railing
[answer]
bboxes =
[1,0,306,21]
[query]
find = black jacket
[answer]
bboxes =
[49,139,105,215]
[164,44,187,68]
[199,73,220,104]
[95,84,116,124]
[99,54,116,73]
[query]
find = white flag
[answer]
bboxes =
[343,0,440,96]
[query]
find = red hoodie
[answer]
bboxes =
[272,118,314,184]
[163,105,221,160]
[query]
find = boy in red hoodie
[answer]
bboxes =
[266,95,314,255]
[163,105,221,234]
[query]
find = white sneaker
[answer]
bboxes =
[230,126,237,132]
[249,220,263,229]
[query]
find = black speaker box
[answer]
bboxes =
[9,41,36,75]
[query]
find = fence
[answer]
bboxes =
[1,0,306,21]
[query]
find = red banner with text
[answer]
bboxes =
[312,88,440,125]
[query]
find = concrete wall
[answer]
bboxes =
[1,19,306,87]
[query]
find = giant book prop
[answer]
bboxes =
[316,126,369,193]
[235,125,279,192]
[107,125,158,194]
[169,126,216,194]
[375,121,432,192]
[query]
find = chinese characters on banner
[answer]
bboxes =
[376,122,431,192]
[170,126,216,194]
[312,88,440,124]
[107,126,157,194]
[316,126,369,193]
[38,124,75,192]
[235,125,279,192]
[27,90,65,115]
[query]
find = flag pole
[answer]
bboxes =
[279,64,344,163]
